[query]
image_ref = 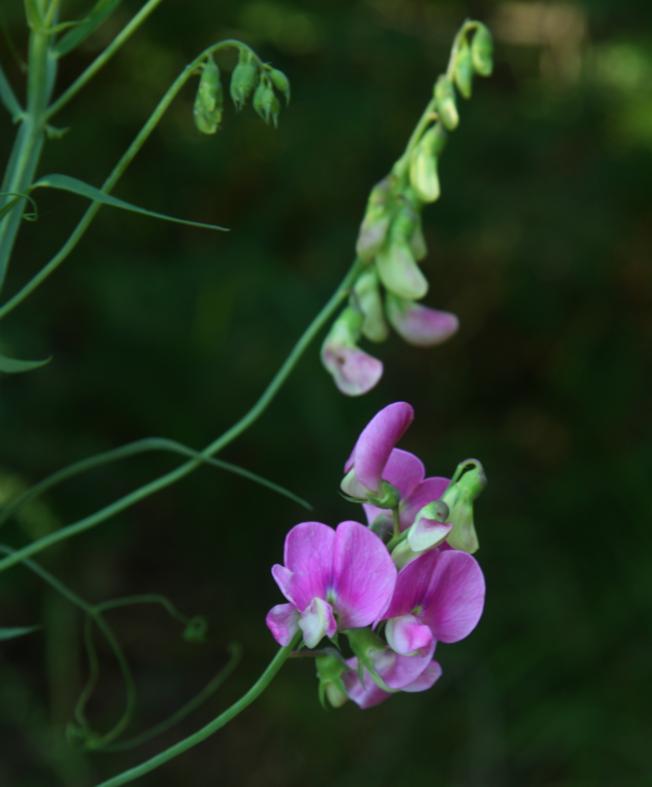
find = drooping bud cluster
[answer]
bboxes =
[193,47,290,135]
[266,402,487,709]
[321,20,494,396]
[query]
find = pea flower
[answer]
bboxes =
[340,401,414,503]
[321,307,383,396]
[382,547,485,657]
[266,520,397,648]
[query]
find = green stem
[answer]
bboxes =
[46,0,164,119]
[0,436,310,528]
[0,259,361,574]
[0,62,22,118]
[0,39,260,320]
[0,21,56,292]
[97,635,300,787]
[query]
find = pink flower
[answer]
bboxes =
[386,293,459,347]
[341,402,414,500]
[343,643,442,709]
[382,548,485,657]
[321,342,383,397]
[266,521,397,648]
[362,448,451,532]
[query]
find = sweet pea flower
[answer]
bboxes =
[382,548,485,657]
[266,521,397,648]
[321,307,383,396]
[343,641,441,709]
[362,447,451,535]
[341,402,414,502]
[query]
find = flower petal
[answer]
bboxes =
[281,522,335,611]
[407,517,452,553]
[265,603,299,646]
[321,343,383,397]
[383,549,441,620]
[387,295,459,347]
[420,549,485,643]
[349,402,414,491]
[332,521,397,628]
[386,614,434,655]
[401,660,443,693]
[400,475,450,528]
[298,597,337,648]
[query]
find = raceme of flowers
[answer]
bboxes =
[266,402,486,709]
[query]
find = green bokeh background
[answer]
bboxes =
[1,1,651,785]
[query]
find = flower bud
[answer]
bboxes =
[410,218,427,261]
[407,501,452,553]
[409,137,440,204]
[193,57,223,135]
[377,243,428,301]
[316,655,348,709]
[356,178,391,261]
[471,23,494,77]
[269,67,291,104]
[230,52,258,110]
[454,38,474,99]
[441,460,486,553]
[434,76,459,131]
[253,79,280,127]
[354,270,389,343]
[321,308,383,396]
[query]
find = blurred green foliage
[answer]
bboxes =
[1,1,651,785]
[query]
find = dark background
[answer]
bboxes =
[1,1,651,785]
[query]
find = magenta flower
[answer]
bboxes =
[362,447,451,533]
[386,294,459,347]
[266,521,397,648]
[341,401,414,500]
[382,548,485,656]
[343,644,442,709]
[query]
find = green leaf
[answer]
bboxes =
[32,175,228,232]
[55,0,123,57]
[0,353,51,374]
[0,64,22,118]
[0,624,40,640]
[23,0,42,31]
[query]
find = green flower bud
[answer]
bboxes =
[353,269,389,343]
[434,76,459,131]
[441,459,486,553]
[230,52,258,111]
[356,178,391,261]
[377,242,428,301]
[253,79,280,127]
[454,38,474,99]
[269,67,291,105]
[409,132,441,204]
[193,57,223,135]
[471,23,494,77]
[410,219,427,261]
[316,654,348,709]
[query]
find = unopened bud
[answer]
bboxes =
[441,459,486,553]
[356,178,391,261]
[434,76,459,131]
[269,67,291,104]
[193,58,223,134]
[409,137,441,204]
[471,23,494,77]
[230,52,258,110]
[377,242,428,301]
[353,270,388,343]
[454,38,474,99]
[253,79,280,127]
[316,655,348,709]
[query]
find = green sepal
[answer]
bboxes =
[193,57,223,135]
[471,23,494,77]
[454,38,474,99]
[316,654,348,709]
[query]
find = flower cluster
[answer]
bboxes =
[266,402,486,708]
[320,23,494,397]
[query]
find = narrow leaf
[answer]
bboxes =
[55,0,123,57]
[23,0,42,31]
[32,175,228,232]
[0,624,40,640]
[0,353,50,374]
[0,63,22,118]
